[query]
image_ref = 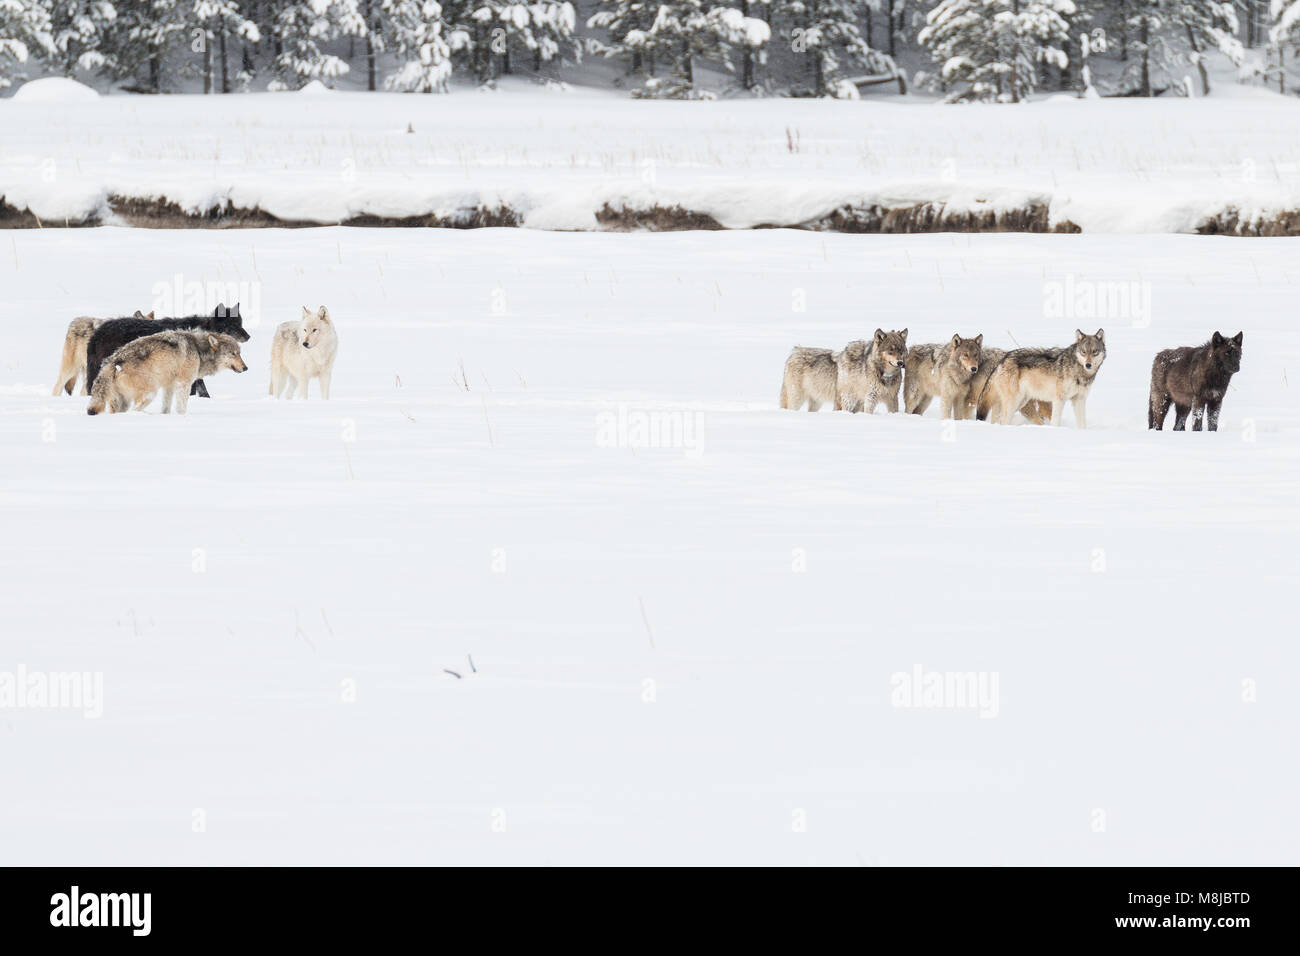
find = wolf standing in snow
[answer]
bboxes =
[904,333,983,419]
[855,328,908,413]
[87,331,248,416]
[52,311,153,396]
[85,305,248,398]
[271,306,338,400]
[1148,331,1243,431]
[976,330,1106,428]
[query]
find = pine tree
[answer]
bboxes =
[1108,0,1239,96]
[587,0,660,76]
[919,0,1075,102]
[785,0,882,97]
[1268,0,1298,91]
[266,0,364,90]
[185,0,260,93]
[381,0,456,91]
[0,0,55,89]
[43,0,120,75]
[107,0,186,91]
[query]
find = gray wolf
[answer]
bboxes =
[52,311,152,396]
[1149,331,1243,431]
[904,333,983,419]
[85,304,247,399]
[965,347,1051,424]
[976,329,1106,428]
[87,331,248,416]
[270,306,339,399]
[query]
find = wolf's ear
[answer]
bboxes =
[974,333,983,347]
[302,306,312,319]
[874,329,885,343]
[951,333,962,346]
[1095,328,1104,342]
[147,311,155,320]
[1233,331,1243,345]
[899,328,908,342]
[1212,331,1224,346]
[207,334,219,349]
[1075,329,1085,342]
[318,307,331,323]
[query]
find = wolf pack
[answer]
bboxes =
[52,304,340,415]
[781,327,1245,431]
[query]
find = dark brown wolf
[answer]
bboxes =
[1149,331,1243,431]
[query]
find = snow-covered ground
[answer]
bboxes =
[3,83,1300,231]
[1,227,1296,865]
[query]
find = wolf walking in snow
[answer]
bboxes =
[964,347,1050,424]
[976,329,1106,428]
[1149,331,1243,431]
[85,305,247,399]
[270,306,338,400]
[52,311,152,396]
[904,333,983,419]
[87,331,248,416]
[855,328,908,413]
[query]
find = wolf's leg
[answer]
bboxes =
[1049,395,1064,426]
[806,399,821,413]
[159,386,173,414]
[911,394,933,416]
[1206,398,1223,432]
[1149,391,1171,430]
[176,387,191,415]
[1172,404,1190,430]
[191,378,210,398]
[319,369,332,400]
[884,391,900,413]
[1191,404,1205,431]
[1071,397,1087,429]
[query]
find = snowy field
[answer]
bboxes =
[1,226,1297,865]
[4,83,1300,231]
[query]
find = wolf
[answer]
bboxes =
[856,328,908,413]
[270,306,339,400]
[976,329,1106,428]
[780,346,838,411]
[963,347,1050,424]
[85,304,247,399]
[905,333,983,419]
[51,311,152,396]
[87,331,248,416]
[1149,331,1243,431]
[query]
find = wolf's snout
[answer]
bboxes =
[1085,362,1093,370]
[303,342,312,349]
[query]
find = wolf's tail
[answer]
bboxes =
[779,383,789,409]
[974,352,1014,422]
[86,364,115,416]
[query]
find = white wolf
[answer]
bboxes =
[270,306,338,399]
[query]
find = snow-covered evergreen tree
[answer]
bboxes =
[106,0,185,91]
[919,0,1075,102]
[784,0,882,96]
[183,0,260,92]
[1105,0,1239,96]
[265,0,364,90]
[381,0,458,90]
[0,0,55,89]
[42,0,119,74]
[1269,0,1300,91]
[587,0,660,75]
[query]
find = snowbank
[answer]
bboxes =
[3,90,1300,233]
[10,77,100,103]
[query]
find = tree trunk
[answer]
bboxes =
[365,0,377,91]
[220,27,229,94]
[1185,24,1209,95]
[149,54,161,93]
[1140,20,1151,97]
[204,34,213,94]
[887,0,896,57]
[741,0,754,88]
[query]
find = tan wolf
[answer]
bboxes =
[780,346,838,411]
[87,330,248,416]
[904,333,983,419]
[52,311,153,396]
[271,306,338,399]
[857,328,908,413]
[964,347,1051,424]
[976,329,1106,428]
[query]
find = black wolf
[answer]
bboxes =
[85,304,248,398]
[1149,331,1243,431]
